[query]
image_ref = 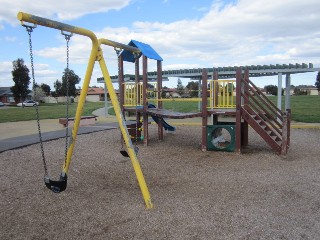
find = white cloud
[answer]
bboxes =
[4,36,16,42]
[0,61,13,86]
[10,0,320,69]
[0,0,131,27]
[3,0,319,88]
[0,60,60,88]
[113,0,319,69]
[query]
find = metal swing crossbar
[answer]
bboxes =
[17,12,153,209]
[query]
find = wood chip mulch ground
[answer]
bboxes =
[1,126,320,239]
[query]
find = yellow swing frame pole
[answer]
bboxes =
[17,12,153,209]
[98,40,152,208]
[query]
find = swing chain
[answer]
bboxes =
[62,32,72,162]
[24,25,48,176]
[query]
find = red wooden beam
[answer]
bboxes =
[142,56,149,145]
[157,60,163,140]
[235,67,242,153]
[201,68,208,152]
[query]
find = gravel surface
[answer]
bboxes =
[1,126,320,239]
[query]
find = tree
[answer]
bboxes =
[176,78,184,96]
[161,86,169,98]
[53,69,81,97]
[11,58,31,102]
[264,84,280,96]
[33,87,46,102]
[61,68,81,97]
[316,71,320,91]
[40,83,51,96]
[53,79,62,97]
[294,87,307,95]
[186,81,199,98]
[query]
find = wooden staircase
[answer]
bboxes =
[237,69,290,155]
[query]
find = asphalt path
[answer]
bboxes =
[0,107,120,152]
[0,121,120,153]
[1,107,319,153]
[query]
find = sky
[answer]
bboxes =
[0,0,319,91]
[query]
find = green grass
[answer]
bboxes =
[150,96,320,123]
[1,96,319,123]
[0,102,105,123]
[159,101,200,113]
[268,95,320,123]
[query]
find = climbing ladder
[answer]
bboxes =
[236,69,290,155]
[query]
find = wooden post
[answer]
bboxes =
[157,60,163,140]
[135,57,141,137]
[242,69,249,146]
[235,68,242,153]
[201,68,208,151]
[118,54,125,145]
[287,109,291,150]
[281,112,288,155]
[285,74,291,150]
[142,56,148,145]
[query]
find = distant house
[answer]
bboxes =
[283,87,295,96]
[0,87,15,104]
[86,87,105,102]
[284,85,319,96]
[0,87,35,104]
[163,88,181,98]
[75,87,119,102]
[297,85,319,95]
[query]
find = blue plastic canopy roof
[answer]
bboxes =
[121,40,163,62]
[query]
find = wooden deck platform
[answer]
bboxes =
[124,107,237,118]
[147,109,202,119]
[207,108,237,116]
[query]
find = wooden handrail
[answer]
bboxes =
[243,76,283,117]
[241,93,282,137]
[242,80,284,122]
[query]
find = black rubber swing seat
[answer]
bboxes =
[120,146,139,158]
[44,174,68,193]
[120,150,129,157]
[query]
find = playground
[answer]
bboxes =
[1,11,320,238]
[1,125,320,239]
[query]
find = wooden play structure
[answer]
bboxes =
[115,50,291,155]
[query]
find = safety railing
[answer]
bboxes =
[147,82,158,102]
[123,80,236,109]
[123,82,142,107]
[208,80,236,109]
[123,82,157,107]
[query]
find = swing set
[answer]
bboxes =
[17,12,153,209]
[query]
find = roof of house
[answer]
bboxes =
[78,88,120,95]
[0,87,13,96]
[285,85,318,90]
[296,85,318,90]
[86,88,105,95]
